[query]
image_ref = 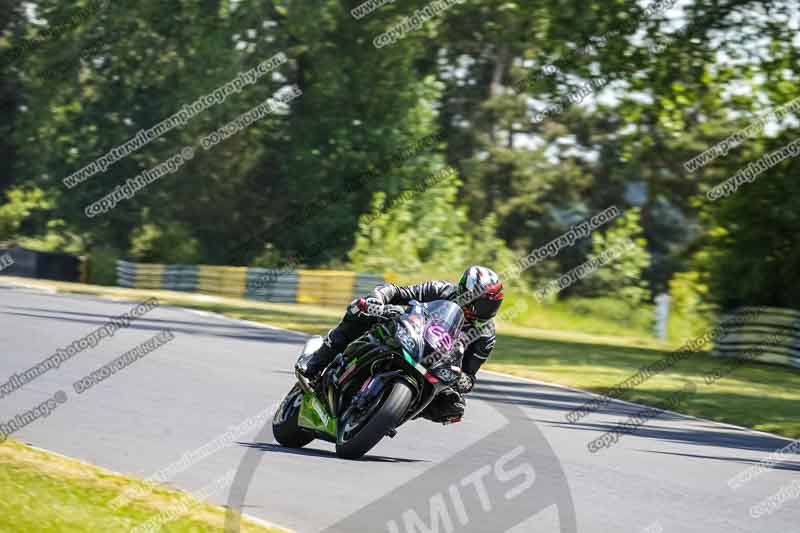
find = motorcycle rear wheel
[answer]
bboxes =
[336,380,413,460]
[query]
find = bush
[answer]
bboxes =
[129,223,200,264]
[699,159,800,309]
[668,270,714,340]
[249,243,300,270]
[0,187,52,241]
[17,219,85,254]
[348,168,518,276]
[580,207,651,307]
[87,247,121,286]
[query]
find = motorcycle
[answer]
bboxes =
[272,299,465,459]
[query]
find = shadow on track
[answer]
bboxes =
[238,441,428,463]
[0,306,307,345]
[636,449,800,472]
[472,376,795,456]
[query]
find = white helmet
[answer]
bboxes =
[457,266,504,321]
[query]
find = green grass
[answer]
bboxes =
[507,293,658,339]
[0,439,287,533]
[212,305,342,335]
[487,329,800,438]
[6,277,799,439]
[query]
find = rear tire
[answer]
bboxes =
[336,381,413,460]
[273,384,314,448]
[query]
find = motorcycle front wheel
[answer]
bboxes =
[336,380,413,460]
[273,383,315,448]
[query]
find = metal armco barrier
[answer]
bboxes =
[0,246,85,282]
[244,268,299,303]
[296,270,356,306]
[713,306,800,368]
[116,260,386,306]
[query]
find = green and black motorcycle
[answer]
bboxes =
[272,299,465,459]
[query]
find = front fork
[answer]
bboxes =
[405,381,448,423]
[349,370,409,410]
[295,368,314,395]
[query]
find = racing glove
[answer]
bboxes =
[454,372,475,394]
[350,297,405,319]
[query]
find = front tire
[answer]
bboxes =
[273,384,314,448]
[336,381,413,460]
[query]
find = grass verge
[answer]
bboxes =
[0,438,287,533]
[5,277,799,439]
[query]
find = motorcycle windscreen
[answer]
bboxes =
[396,308,426,362]
[421,300,464,366]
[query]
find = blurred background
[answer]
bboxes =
[0,0,798,344]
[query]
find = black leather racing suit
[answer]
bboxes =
[370,281,496,375]
[318,280,497,422]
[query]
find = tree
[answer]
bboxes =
[348,167,516,275]
[580,208,651,307]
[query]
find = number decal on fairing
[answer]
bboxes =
[426,324,453,353]
[398,328,416,353]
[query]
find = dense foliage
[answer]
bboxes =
[1,0,797,313]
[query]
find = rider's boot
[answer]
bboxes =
[421,388,466,424]
[296,300,372,382]
[297,335,339,382]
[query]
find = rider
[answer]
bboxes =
[297,266,504,423]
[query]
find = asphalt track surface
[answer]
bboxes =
[1,282,798,533]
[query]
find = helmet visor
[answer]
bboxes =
[470,297,502,320]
